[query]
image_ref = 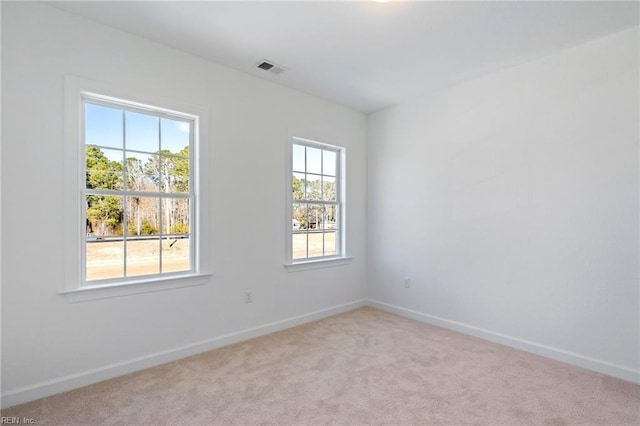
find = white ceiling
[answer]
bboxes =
[51,1,638,113]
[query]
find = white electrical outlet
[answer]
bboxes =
[403,277,411,288]
[244,291,253,303]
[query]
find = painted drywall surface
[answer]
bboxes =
[367,27,640,370]
[1,3,367,394]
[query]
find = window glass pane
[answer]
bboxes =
[125,111,159,153]
[126,196,159,236]
[292,172,306,200]
[292,202,308,230]
[320,205,336,230]
[162,198,190,235]
[126,237,160,277]
[161,118,190,155]
[323,150,337,176]
[322,176,336,202]
[306,147,322,175]
[292,144,305,173]
[292,232,308,260]
[156,156,176,192]
[85,103,123,149]
[306,174,322,201]
[163,155,190,193]
[160,197,171,235]
[307,203,326,258]
[125,152,158,192]
[86,240,124,281]
[307,204,323,230]
[325,204,337,228]
[162,236,190,273]
[85,194,124,281]
[292,203,307,259]
[86,195,123,237]
[86,147,123,190]
[132,153,160,191]
[308,229,324,258]
[323,231,337,256]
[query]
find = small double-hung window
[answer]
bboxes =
[290,138,345,262]
[82,95,196,283]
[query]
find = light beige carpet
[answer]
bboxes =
[2,307,640,425]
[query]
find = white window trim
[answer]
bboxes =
[284,135,349,270]
[63,75,212,302]
[59,274,210,303]
[284,256,353,272]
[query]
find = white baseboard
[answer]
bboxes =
[367,299,640,385]
[1,299,367,409]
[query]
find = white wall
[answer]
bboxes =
[368,27,640,381]
[1,2,367,406]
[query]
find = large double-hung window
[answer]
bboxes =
[82,95,195,283]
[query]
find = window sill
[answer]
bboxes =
[284,257,352,272]
[60,273,212,303]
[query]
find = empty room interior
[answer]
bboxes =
[2,1,640,424]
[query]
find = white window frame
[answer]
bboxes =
[285,136,351,271]
[62,75,211,302]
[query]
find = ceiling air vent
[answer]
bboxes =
[256,59,286,75]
